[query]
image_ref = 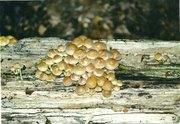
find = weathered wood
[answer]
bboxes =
[1,38,180,124]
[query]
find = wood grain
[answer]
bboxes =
[1,38,180,124]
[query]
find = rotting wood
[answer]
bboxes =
[1,38,180,124]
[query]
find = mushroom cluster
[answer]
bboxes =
[35,36,122,97]
[0,35,17,47]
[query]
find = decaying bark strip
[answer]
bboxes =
[1,38,180,124]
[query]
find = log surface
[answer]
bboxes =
[1,38,180,124]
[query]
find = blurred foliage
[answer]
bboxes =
[0,0,179,40]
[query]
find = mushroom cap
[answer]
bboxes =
[37,61,48,72]
[53,55,62,63]
[65,63,74,72]
[64,55,78,65]
[93,68,104,77]
[50,64,62,76]
[97,76,107,86]
[35,70,42,78]
[85,63,95,73]
[47,49,59,58]
[72,65,85,75]
[63,76,73,86]
[94,57,105,69]
[64,70,72,77]
[87,49,99,59]
[75,85,86,95]
[78,78,86,85]
[65,43,78,55]
[95,86,102,92]
[78,35,87,41]
[99,50,111,60]
[154,52,163,61]
[106,72,116,81]
[102,90,112,98]
[79,58,91,66]
[0,36,9,46]
[73,49,86,59]
[7,36,17,44]
[102,80,113,91]
[45,57,54,65]
[71,74,81,81]
[57,61,66,71]
[86,75,97,88]
[57,44,66,52]
[46,74,55,82]
[83,38,94,49]
[105,58,119,70]
[72,37,84,47]
[94,41,107,51]
[39,72,48,81]
[111,49,121,60]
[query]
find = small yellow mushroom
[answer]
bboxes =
[93,68,104,77]
[102,90,112,98]
[39,72,49,81]
[113,86,120,92]
[94,41,107,51]
[65,43,78,55]
[105,58,119,70]
[78,78,86,85]
[73,49,86,59]
[97,76,107,87]
[46,74,55,82]
[53,55,62,63]
[72,37,84,47]
[78,35,87,41]
[99,50,111,60]
[95,86,102,92]
[64,55,78,65]
[72,65,85,75]
[86,75,97,88]
[86,63,95,73]
[7,35,17,44]
[94,57,105,69]
[71,74,81,81]
[63,76,73,86]
[102,80,113,91]
[37,61,48,72]
[35,70,42,78]
[75,85,86,95]
[87,49,99,59]
[57,44,65,52]
[79,57,91,66]
[111,49,121,60]
[57,61,66,71]
[45,57,54,65]
[50,64,62,76]
[83,38,94,48]
[0,36,9,46]
[47,49,58,58]
[106,72,116,81]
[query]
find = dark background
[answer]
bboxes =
[0,0,179,40]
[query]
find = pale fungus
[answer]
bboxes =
[86,75,97,89]
[94,41,107,51]
[75,85,86,95]
[105,58,119,70]
[65,43,78,55]
[87,49,99,59]
[102,90,112,98]
[35,35,122,97]
[37,61,48,72]
[63,76,73,86]
[111,49,121,60]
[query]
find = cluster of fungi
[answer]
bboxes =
[35,36,122,97]
[0,35,17,47]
